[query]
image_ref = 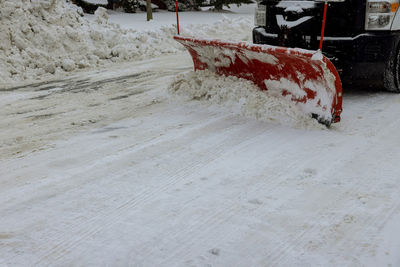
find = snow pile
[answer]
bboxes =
[0,0,182,85]
[168,70,323,128]
[182,16,252,42]
[0,0,252,86]
[84,0,108,4]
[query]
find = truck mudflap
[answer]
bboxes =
[174,35,343,125]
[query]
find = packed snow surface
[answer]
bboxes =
[1,56,400,266]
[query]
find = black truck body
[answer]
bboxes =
[252,0,400,89]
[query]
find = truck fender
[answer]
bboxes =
[391,8,400,30]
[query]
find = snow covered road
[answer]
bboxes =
[1,52,400,266]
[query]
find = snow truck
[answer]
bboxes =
[253,0,400,92]
[174,1,364,125]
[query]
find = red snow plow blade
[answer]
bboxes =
[174,35,343,125]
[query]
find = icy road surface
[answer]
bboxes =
[1,53,400,266]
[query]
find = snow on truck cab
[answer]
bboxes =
[253,0,400,91]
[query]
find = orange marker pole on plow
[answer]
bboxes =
[319,0,328,50]
[175,1,180,35]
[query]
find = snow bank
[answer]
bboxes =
[83,0,108,4]
[0,0,251,86]
[181,16,252,42]
[168,70,323,128]
[0,0,180,85]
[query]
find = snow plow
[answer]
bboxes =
[173,0,344,125]
[174,35,342,125]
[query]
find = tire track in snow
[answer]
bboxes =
[147,133,338,265]
[24,113,231,263]
[133,128,329,264]
[266,121,400,265]
[0,56,187,160]
[153,131,367,265]
[136,127,295,264]
[134,127,370,265]
[244,97,400,265]
[33,115,274,265]
[305,136,400,264]
[0,102,214,210]
[35,126,241,263]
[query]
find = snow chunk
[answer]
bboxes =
[94,7,109,24]
[284,5,304,13]
[311,50,323,61]
[61,59,76,72]
[276,15,313,29]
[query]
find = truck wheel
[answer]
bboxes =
[384,46,400,93]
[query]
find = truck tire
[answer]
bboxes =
[384,45,400,93]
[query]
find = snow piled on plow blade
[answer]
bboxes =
[169,70,324,129]
[174,36,343,125]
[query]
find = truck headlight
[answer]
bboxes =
[368,1,392,12]
[368,14,391,26]
[366,0,399,30]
